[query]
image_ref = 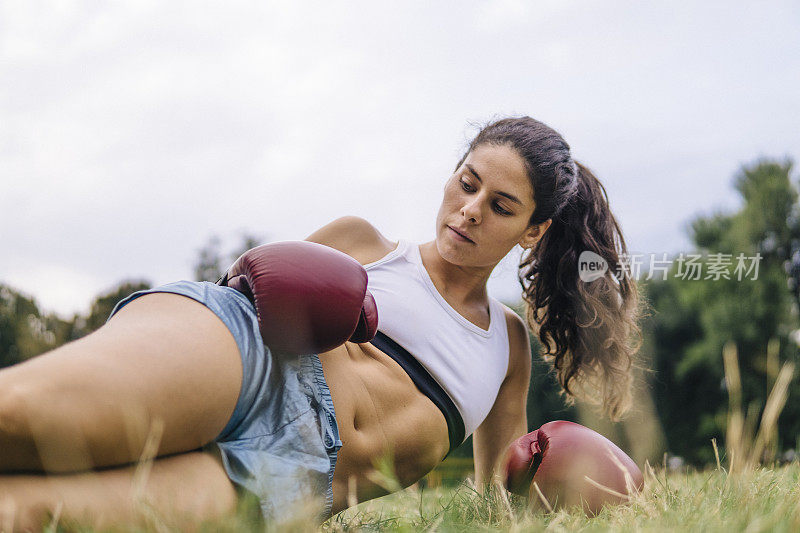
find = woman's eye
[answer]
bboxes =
[460,179,512,215]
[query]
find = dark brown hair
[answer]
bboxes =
[456,116,643,420]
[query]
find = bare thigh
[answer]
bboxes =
[0,450,239,532]
[0,292,244,473]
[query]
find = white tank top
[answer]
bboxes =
[363,239,511,441]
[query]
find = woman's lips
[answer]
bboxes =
[448,226,474,243]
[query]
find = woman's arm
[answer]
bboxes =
[472,308,532,489]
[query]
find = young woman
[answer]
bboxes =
[0,116,641,530]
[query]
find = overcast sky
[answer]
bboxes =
[2,0,799,317]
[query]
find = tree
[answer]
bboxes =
[193,233,265,282]
[0,280,155,368]
[646,157,800,463]
[75,280,153,338]
[0,284,67,367]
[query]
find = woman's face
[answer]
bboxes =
[435,143,546,268]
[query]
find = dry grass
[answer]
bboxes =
[722,340,794,473]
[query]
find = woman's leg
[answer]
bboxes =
[0,450,239,532]
[0,292,244,473]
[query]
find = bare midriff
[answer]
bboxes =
[318,340,450,515]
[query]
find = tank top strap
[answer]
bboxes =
[364,239,410,269]
[487,297,504,325]
[401,239,420,263]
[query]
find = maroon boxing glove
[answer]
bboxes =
[217,241,378,355]
[503,420,643,515]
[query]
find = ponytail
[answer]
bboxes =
[518,161,642,420]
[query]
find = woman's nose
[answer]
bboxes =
[460,198,481,223]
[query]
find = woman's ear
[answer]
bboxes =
[519,219,552,249]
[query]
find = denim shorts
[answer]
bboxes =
[108,280,343,525]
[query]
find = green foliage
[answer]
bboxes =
[194,235,225,283]
[0,284,67,367]
[647,157,800,464]
[0,280,151,368]
[75,280,154,338]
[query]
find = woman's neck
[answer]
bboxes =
[418,240,492,308]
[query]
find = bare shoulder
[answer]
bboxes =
[304,215,397,265]
[502,304,532,380]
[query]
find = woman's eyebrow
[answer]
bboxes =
[465,164,524,205]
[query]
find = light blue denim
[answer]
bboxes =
[108,280,343,525]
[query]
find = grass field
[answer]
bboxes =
[131,458,797,533]
[319,460,800,533]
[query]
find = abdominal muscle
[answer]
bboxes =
[318,340,451,515]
